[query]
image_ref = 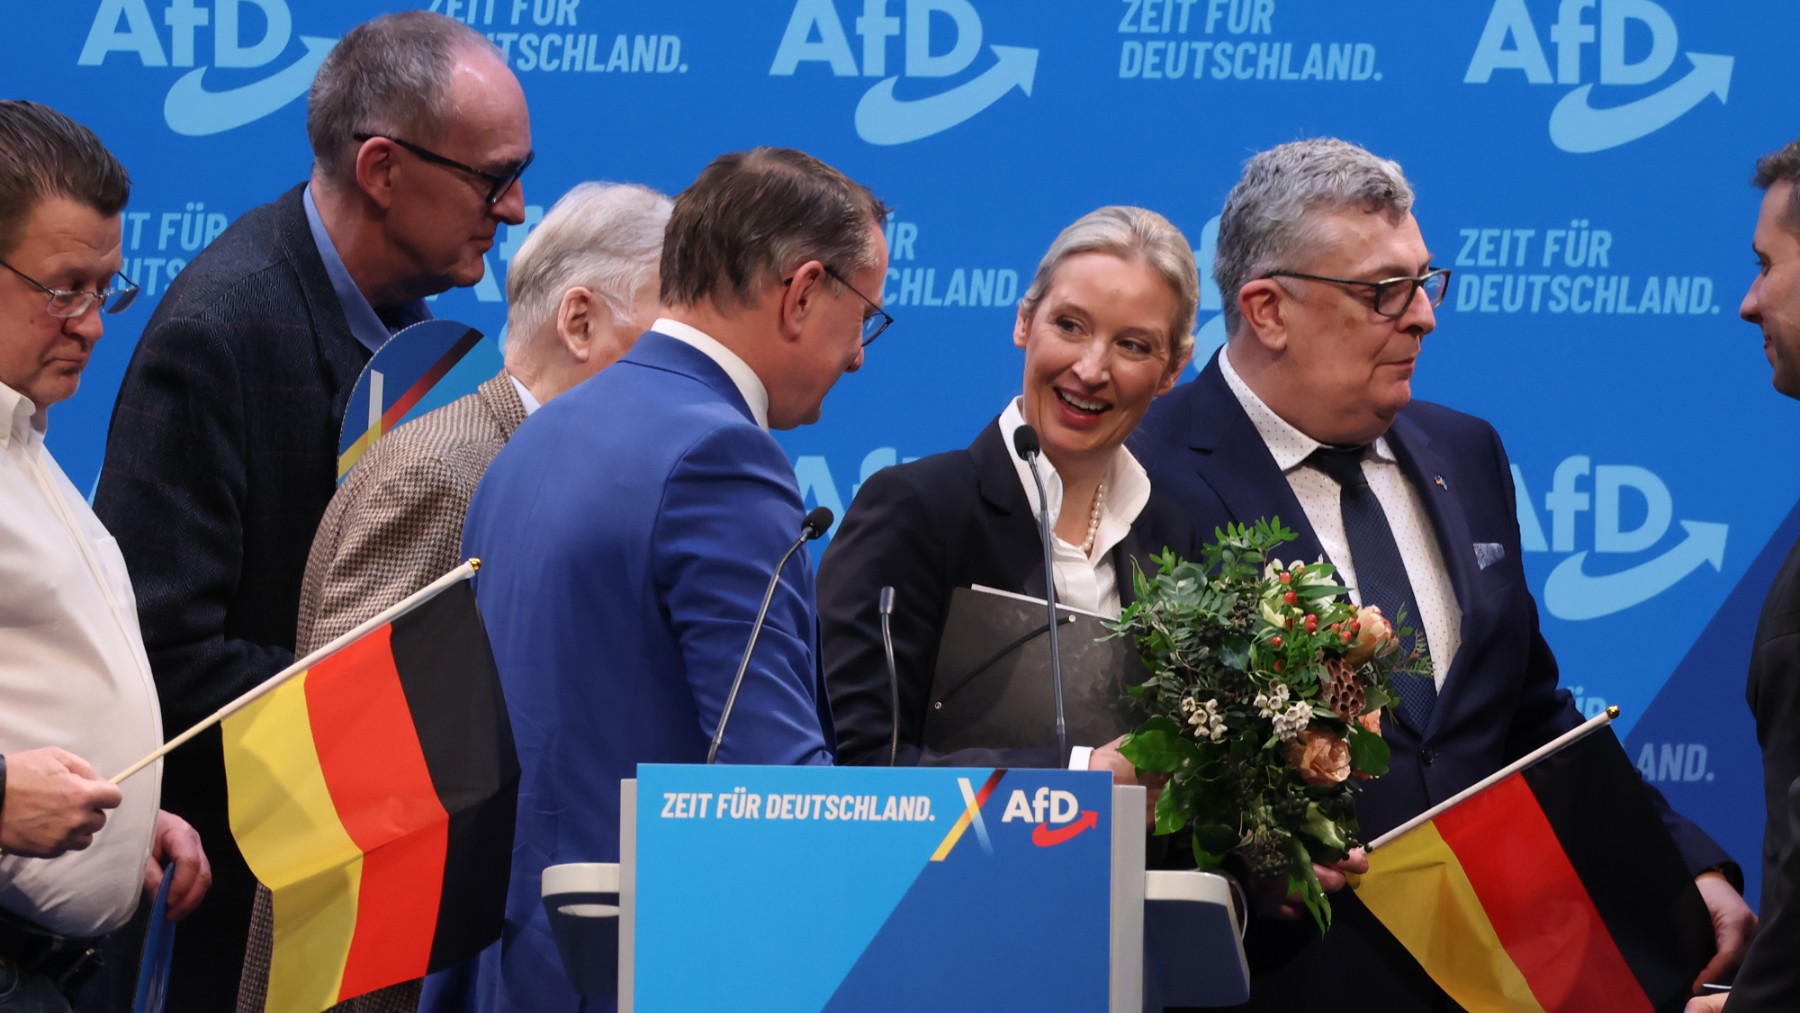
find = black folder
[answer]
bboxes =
[920,585,1141,755]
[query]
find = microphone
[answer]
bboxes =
[1012,424,1069,762]
[707,506,834,764]
[879,586,899,766]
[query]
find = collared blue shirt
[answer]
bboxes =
[302,185,430,353]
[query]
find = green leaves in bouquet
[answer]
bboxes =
[1117,714,1195,772]
[1108,518,1415,937]
[1288,840,1331,932]
[1346,720,1390,779]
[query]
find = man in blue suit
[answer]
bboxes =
[430,147,889,1012]
[1132,137,1753,1010]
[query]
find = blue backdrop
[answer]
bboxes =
[8,0,1792,905]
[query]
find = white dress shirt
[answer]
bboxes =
[652,317,771,430]
[998,398,1151,618]
[1219,350,1463,688]
[509,373,541,417]
[0,382,162,936]
[998,398,1154,771]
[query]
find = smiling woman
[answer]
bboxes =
[817,205,1206,830]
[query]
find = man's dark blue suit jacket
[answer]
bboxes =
[1131,353,1734,1010]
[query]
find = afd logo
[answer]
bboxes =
[79,0,332,136]
[1513,456,1725,620]
[1000,787,1098,848]
[770,0,1038,146]
[1464,0,1731,153]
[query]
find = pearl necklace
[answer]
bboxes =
[1080,482,1107,557]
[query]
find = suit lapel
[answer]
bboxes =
[476,370,529,440]
[1384,414,1479,621]
[1181,358,1327,564]
[970,420,1053,601]
[275,186,369,422]
[1381,412,1480,737]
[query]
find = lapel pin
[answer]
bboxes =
[1434,475,1448,491]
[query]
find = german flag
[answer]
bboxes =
[1356,721,1713,1013]
[222,578,518,1013]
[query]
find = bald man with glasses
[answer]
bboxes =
[90,11,531,1010]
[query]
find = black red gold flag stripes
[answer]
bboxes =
[1357,722,1712,1013]
[221,578,518,1013]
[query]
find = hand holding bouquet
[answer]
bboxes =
[1111,520,1426,932]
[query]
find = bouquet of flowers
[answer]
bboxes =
[1110,519,1426,932]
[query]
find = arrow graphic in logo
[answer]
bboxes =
[1031,810,1098,848]
[1541,520,1727,621]
[163,35,336,137]
[854,45,1038,146]
[1548,52,1733,154]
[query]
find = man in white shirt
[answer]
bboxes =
[0,99,209,1010]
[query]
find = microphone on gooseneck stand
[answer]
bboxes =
[707,506,835,765]
[879,586,899,766]
[1011,425,1069,763]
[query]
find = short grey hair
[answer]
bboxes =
[1018,206,1199,363]
[307,11,501,184]
[504,182,672,353]
[1213,138,1414,336]
[1754,138,1800,237]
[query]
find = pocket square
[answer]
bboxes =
[1474,542,1505,570]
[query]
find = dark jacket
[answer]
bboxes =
[1130,353,1735,1011]
[819,415,1204,769]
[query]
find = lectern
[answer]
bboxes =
[543,765,1247,1011]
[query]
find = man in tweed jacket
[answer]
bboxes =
[235,181,670,1013]
[91,13,532,1008]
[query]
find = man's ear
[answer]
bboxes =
[779,260,829,342]
[353,138,398,211]
[1237,279,1290,353]
[555,286,604,363]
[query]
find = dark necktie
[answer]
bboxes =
[1308,445,1436,733]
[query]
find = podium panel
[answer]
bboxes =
[635,765,1113,1011]
[545,766,1246,1010]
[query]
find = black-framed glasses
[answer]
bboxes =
[825,266,893,347]
[784,266,893,347]
[353,132,534,205]
[1263,267,1452,318]
[0,258,139,318]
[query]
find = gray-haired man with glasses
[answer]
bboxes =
[1132,136,1751,1010]
[90,10,531,1010]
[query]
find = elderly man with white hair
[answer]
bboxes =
[235,180,671,1013]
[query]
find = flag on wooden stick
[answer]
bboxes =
[219,570,517,1013]
[1356,713,1713,1013]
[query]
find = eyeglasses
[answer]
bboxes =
[824,266,892,347]
[0,258,139,318]
[1263,267,1452,319]
[353,132,534,205]
[784,266,894,347]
